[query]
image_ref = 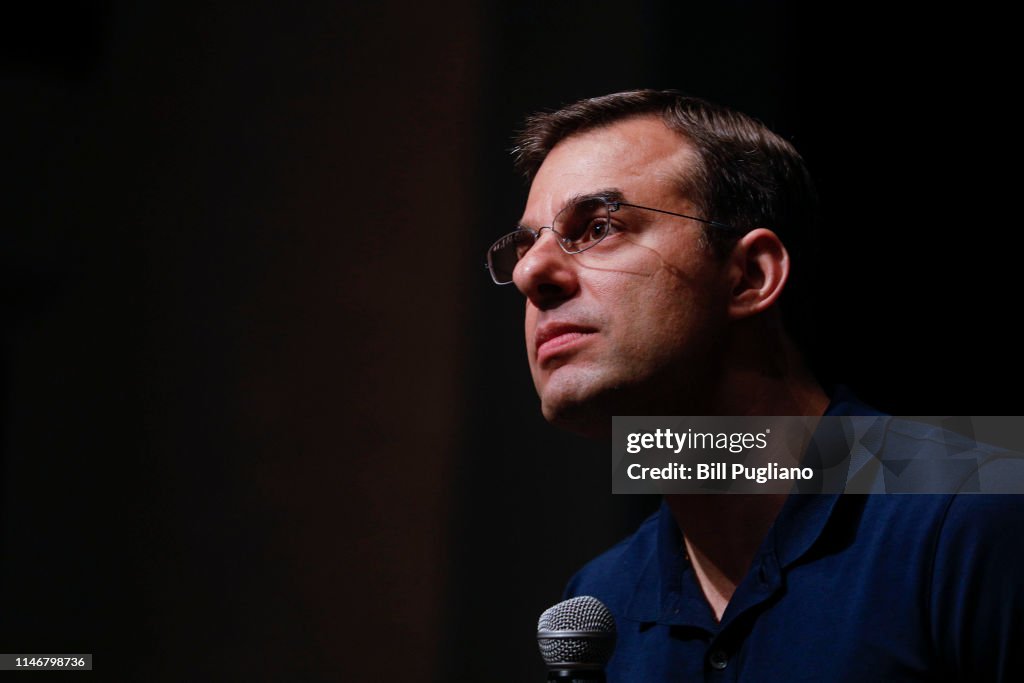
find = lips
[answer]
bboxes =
[535,322,597,365]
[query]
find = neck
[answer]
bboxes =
[703,314,829,417]
[665,493,787,622]
[666,316,829,621]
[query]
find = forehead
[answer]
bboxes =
[524,115,697,222]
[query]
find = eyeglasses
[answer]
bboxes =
[485,196,742,285]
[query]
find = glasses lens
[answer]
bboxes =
[486,199,612,285]
[487,229,535,284]
[553,198,611,252]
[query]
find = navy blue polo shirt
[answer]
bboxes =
[565,392,1024,682]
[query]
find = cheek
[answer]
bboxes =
[523,304,538,354]
[614,271,712,346]
[585,272,619,302]
[576,238,666,281]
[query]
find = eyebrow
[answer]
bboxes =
[561,188,625,210]
[518,188,626,229]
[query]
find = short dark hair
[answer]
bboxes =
[513,89,817,259]
[513,90,820,353]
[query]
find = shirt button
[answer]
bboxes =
[709,649,728,670]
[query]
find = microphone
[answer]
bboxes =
[536,596,616,681]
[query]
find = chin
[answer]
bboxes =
[536,362,687,437]
[537,375,623,440]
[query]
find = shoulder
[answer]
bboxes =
[931,493,1024,576]
[929,494,1024,680]
[881,418,1012,463]
[865,415,1024,493]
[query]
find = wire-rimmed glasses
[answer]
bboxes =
[485,195,741,285]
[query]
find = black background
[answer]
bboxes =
[2,1,1019,680]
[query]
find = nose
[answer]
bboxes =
[512,228,580,307]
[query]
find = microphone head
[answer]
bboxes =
[537,596,616,670]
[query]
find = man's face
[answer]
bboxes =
[514,116,732,435]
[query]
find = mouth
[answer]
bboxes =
[535,322,597,366]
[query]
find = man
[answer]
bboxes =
[485,90,1022,681]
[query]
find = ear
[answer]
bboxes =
[725,228,790,320]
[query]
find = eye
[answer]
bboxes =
[551,197,617,248]
[579,217,614,245]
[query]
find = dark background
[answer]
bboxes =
[1,1,1018,680]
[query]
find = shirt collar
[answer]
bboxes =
[622,386,883,625]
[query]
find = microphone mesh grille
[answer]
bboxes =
[537,596,616,666]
